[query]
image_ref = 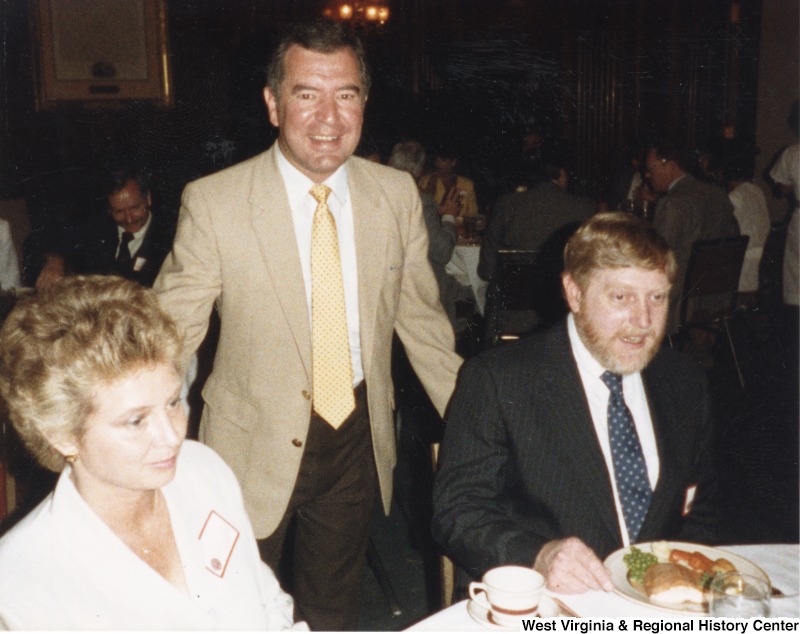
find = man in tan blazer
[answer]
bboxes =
[154,20,461,630]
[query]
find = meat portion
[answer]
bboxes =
[643,563,706,605]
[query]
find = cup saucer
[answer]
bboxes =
[467,595,560,630]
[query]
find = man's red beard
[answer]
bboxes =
[574,312,665,375]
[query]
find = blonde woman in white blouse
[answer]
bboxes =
[0,276,306,631]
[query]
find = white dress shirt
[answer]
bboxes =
[770,143,799,305]
[729,181,770,292]
[115,208,153,268]
[276,146,363,386]
[625,171,643,202]
[0,219,20,290]
[567,313,660,545]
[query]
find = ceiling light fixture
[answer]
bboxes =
[323,1,390,26]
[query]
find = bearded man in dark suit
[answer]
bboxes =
[433,212,719,594]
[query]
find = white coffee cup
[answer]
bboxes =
[468,565,545,626]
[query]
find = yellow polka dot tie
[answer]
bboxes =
[310,184,355,429]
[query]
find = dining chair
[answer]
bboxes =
[670,235,750,388]
[483,249,541,346]
[430,442,455,608]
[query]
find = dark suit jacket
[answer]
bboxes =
[652,175,739,332]
[478,182,594,281]
[74,213,175,287]
[432,320,720,581]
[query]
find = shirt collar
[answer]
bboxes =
[275,143,349,209]
[667,173,689,192]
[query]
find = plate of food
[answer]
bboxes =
[604,541,770,613]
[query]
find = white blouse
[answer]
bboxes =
[0,440,305,630]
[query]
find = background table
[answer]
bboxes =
[445,244,487,315]
[407,544,799,630]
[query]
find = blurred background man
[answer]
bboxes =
[646,142,740,332]
[34,162,174,290]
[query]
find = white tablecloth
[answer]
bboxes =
[407,544,799,630]
[445,244,487,315]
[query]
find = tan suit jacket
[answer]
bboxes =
[154,146,461,537]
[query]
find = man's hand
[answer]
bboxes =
[534,537,614,594]
[35,255,66,291]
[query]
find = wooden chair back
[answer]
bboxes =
[679,235,750,329]
[484,250,540,345]
[431,442,455,607]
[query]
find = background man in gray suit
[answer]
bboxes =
[478,153,595,282]
[646,142,740,332]
[155,20,461,630]
[433,213,719,595]
[478,152,596,331]
[388,140,468,325]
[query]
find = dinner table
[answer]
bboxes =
[407,544,799,630]
[445,238,487,315]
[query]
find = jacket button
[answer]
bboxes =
[292,438,303,447]
[301,390,311,400]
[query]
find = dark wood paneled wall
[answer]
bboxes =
[562,0,760,197]
[388,0,761,202]
[0,0,764,234]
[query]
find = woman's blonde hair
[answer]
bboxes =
[564,212,677,289]
[0,276,182,472]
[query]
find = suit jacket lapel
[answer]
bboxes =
[639,358,682,537]
[249,148,312,379]
[133,219,156,261]
[348,158,391,379]
[544,326,622,544]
